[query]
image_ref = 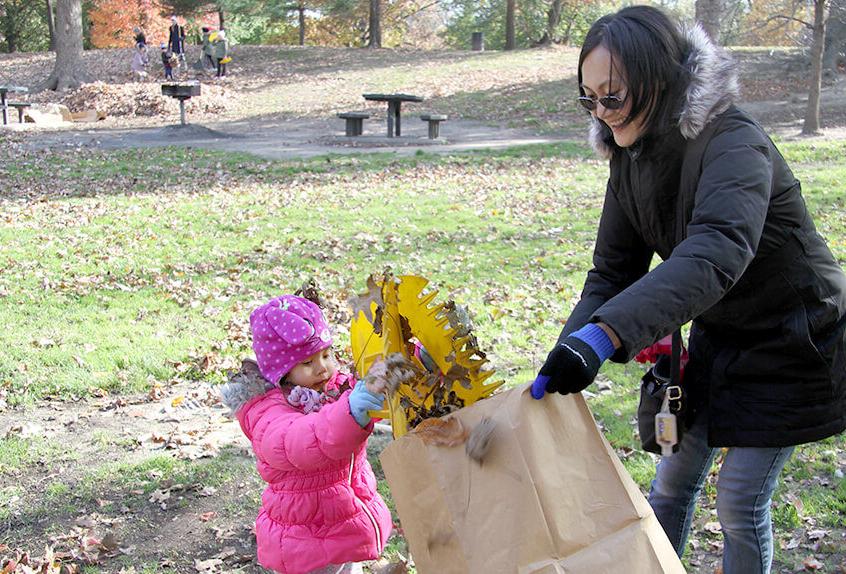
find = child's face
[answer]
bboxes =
[286,348,337,391]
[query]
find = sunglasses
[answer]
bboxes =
[577,93,627,111]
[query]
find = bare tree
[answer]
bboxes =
[505,0,515,50]
[803,0,829,134]
[38,0,90,91]
[368,0,381,47]
[695,0,723,42]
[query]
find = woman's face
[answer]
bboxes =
[286,347,337,391]
[580,45,647,148]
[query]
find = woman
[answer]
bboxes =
[531,6,845,574]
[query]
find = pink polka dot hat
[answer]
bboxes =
[249,295,333,385]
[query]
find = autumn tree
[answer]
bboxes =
[88,0,170,48]
[39,0,90,90]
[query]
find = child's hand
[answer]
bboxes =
[349,381,384,428]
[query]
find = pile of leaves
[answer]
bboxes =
[59,81,235,118]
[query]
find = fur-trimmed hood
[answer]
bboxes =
[219,358,274,415]
[588,24,740,159]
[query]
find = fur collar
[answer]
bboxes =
[588,24,740,159]
[219,358,274,416]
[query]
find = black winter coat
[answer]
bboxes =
[562,28,846,448]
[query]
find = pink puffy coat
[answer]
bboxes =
[225,370,392,574]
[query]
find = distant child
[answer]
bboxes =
[160,43,174,80]
[131,42,149,79]
[213,29,229,77]
[220,295,393,574]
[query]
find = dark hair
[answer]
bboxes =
[578,5,690,139]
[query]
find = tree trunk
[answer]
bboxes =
[368,0,381,48]
[3,17,18,53]
[218,7,225,30]
[695,0,723,43]
[535,0,561,46]
[46,0,56,51]
[546,0,561,44]
[298,2,305,46]
[38,0,91,92]
[803,0,829,135]
[505,0,516,50]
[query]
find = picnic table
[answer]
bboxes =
[363,93,423,137]
[1,85,29,125]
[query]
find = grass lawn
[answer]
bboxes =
[1,138,844,572]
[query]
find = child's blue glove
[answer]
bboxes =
[531,323,615,399]
[349,382,385,427]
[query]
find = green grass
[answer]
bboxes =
[1,136,844,570]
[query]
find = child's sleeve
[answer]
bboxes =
[257,392,372,472]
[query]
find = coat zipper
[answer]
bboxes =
[348,453,382,550]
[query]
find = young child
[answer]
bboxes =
[160,43,174,80]
[130,42,149,80]
[221,295,393,574]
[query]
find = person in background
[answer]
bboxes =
[160,43,174,80]
[130,41,149,80]
[167,15,186,75]
[132,26,146,48]
[530,5,846,574]
[201,26,216,71]
[213,29,229,78]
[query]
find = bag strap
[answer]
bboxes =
[667,330,684,412]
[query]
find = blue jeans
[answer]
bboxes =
[648,413,794,574]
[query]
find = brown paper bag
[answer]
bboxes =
[380,385,685,574]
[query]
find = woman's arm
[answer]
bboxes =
[559,180,653,349]
[590,125,774,359]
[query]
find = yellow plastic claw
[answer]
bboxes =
[349,272,503,439]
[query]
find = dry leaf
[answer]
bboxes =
[411,417,468,446]
[703,521,722,534]
[465,417,496,463]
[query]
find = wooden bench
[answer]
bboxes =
[8,102,31,123]
[337,112,370,136]
[420,114,447,139]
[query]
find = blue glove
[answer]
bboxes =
[349,382,385,427]
[531,323,616,399]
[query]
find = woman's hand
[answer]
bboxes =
[531,323,618,399]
